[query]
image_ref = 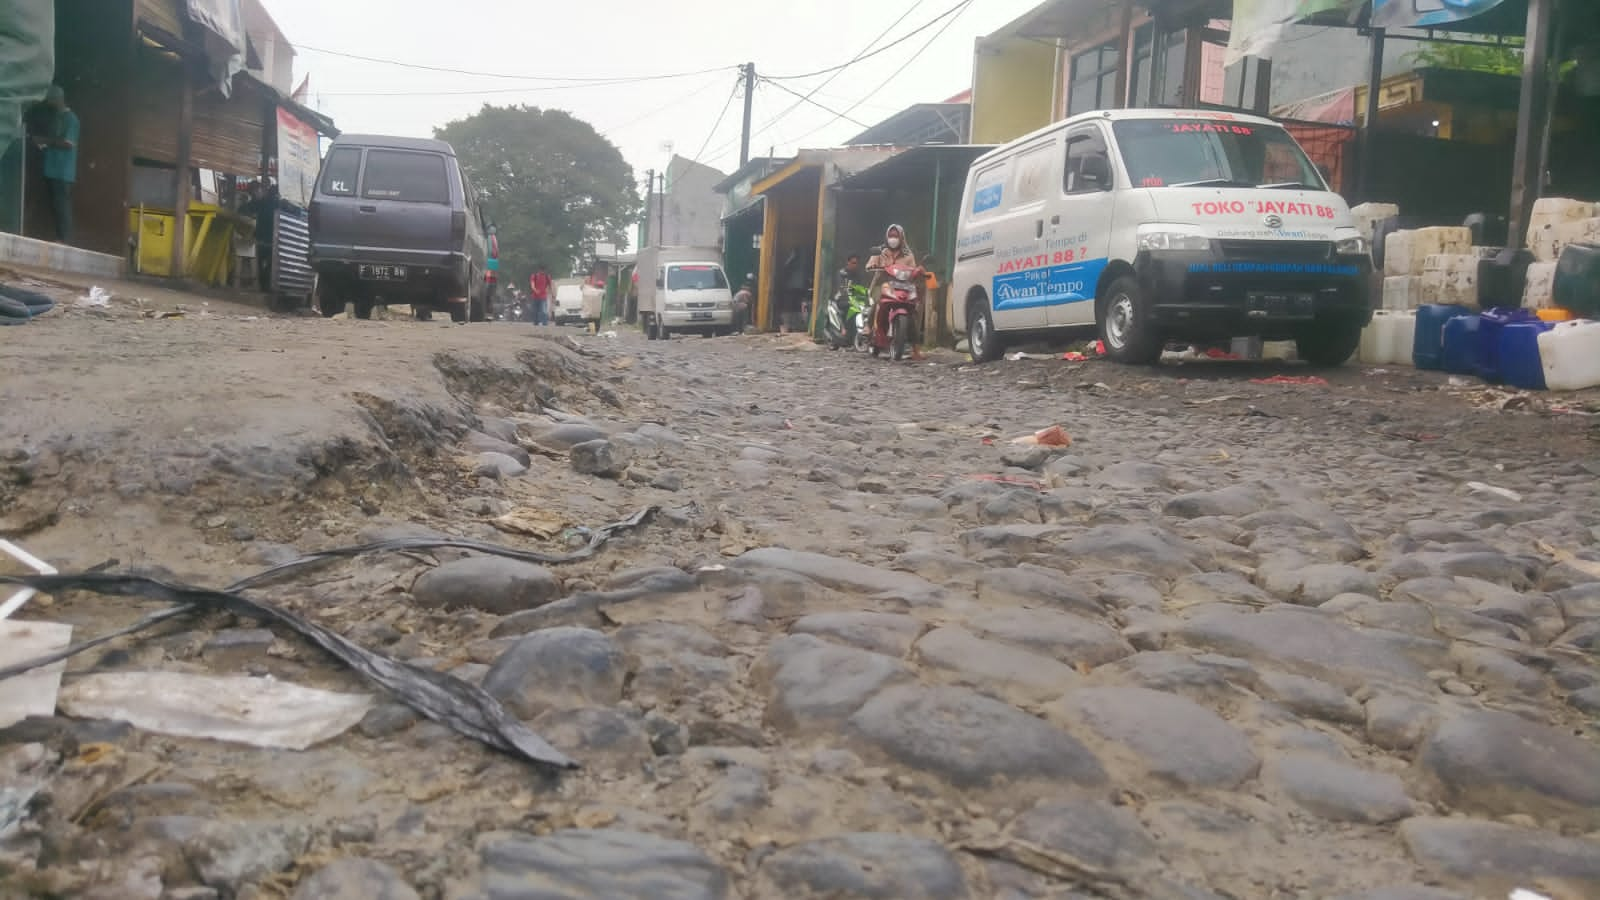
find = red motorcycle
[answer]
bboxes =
[868,262,927,360]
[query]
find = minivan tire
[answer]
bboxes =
[353,297,375,320]
[448,301,468,324]
[1295,318,1364,368]
[1099,276,1162,365]
[967,296,1004,363]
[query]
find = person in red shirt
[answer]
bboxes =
[527,264,552,325]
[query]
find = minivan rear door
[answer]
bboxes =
[354,149,458,263]
[311,145,363,256]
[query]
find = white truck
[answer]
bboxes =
[635,246,736,340]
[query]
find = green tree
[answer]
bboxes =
[1409,40,1524,76]
[435,105,640,281]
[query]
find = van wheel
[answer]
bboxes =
[967,296,1003,363]
[1099,276,1161,364]
[353,297,375,320]
[644,314,658,340]
[469,294,486,323]
[655,318,671,341]
[448,302,468,324]
[1296,318,1364,367]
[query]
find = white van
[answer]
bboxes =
[950,109,1373,365]
[553,280,585,325]
[635,246,736,340]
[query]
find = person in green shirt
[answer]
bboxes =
[35,85,78,243]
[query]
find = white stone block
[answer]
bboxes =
[1383,227,1472,277]
[1523,261,1558,310]
[1530,216,1600,264]
[1527,198,1598,257]
[1417,253,1480,307]
[1351,202,1400,244]
[1382,275,1424,311]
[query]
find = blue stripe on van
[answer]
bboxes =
[972,184,1004,214]
[993,258,1108,310]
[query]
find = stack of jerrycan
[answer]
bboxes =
[1414,304,1473,370]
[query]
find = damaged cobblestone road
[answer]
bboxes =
[2,289,1599,899]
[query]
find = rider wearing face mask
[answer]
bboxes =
[866,224,916,297]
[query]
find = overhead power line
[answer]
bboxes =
[297,44,736,83]
[600,72,730,139]
[758,78,870,130]
[765,0,974,81]
[319,75,703,98]
[691,76,744,164]
[787,0,976,146]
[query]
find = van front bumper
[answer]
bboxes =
[660,309,733,327]
[1135,246,1372,340]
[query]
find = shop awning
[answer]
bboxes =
[833,145,997,192]
[1232,1,1525,63]
[847,103,971,146]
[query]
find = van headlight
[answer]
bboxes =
[1137,225,1211,252]
[1334,230,1370,257]
[715,300,732,310]
[665,302,685,311]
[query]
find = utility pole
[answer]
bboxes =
[739,62,756,167]
[641,169,653,248]
[656,172,667,248]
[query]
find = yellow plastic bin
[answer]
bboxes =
[127,204,236,285]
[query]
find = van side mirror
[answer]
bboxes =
[1080,155,1113,191]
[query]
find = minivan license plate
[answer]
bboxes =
[689,311,713,321]
[1246,291,1314,318]
[359,264,408,281]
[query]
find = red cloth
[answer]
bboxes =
[530,271,552,299]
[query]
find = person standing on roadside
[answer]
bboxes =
[528,264,552,326]
[732,281,753,334]
[35,86,78,244]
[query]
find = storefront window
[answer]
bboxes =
[1067,43,1121,117]
[1130,25,1188,108]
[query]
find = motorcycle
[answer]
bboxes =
[824,271,871,352]
[867,261,927,361]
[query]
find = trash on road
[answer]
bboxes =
[1005,351,1056,361]
[0,538,57,621]
[78,286,111,308]
[1010,425,1072,448]
[3,572,579,770]
[0,620,72,728]
[1466,481,1523,503]
[491,508,567,539]
[58,672,373,751]
[1536,540,1600,579]
[1250,375,1329,386]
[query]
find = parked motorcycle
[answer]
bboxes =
[824,272,871,352]
[867,262,927,360]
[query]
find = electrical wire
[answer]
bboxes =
[297,43,736,83]
[319,76,699,98]
[759,77,870,129]
[599,71,730,139]
[785,0,975,147]
[765,0,974,81]
[690,76,745,164]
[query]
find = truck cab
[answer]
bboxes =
[635,246,735,340]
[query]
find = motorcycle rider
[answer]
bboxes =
[866,225,916,296]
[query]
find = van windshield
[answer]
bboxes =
[361,150,450,203]
[1113,119,1325,190]
[667,265,728,291]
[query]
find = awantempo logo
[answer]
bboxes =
[1263,214,1284,229]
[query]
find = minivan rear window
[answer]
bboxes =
[320,147,360,196]
[667,265,728,291]
[361,150,450,204]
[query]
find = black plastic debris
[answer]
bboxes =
[0,506,658,770]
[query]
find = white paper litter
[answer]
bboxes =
[59,672,374,750]
[0,620,73,728]
[1466,481,1523,503]
[77,286,111,307]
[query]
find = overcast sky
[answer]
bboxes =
[264,0,1044,185]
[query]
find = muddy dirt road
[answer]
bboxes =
[2,282,1599,900]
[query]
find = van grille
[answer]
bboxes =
[1218,240,1334,261]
